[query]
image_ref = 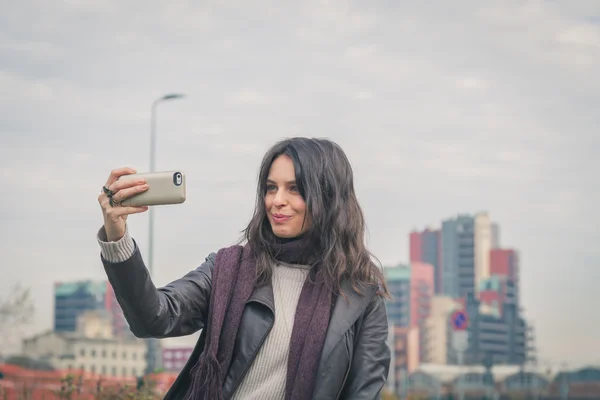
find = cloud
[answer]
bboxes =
[0,0,599,367]
[228,90,277,106]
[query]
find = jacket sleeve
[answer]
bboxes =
[102,239,215,339]
[341,295,391,400]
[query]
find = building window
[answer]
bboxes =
[112,367,117,376]
[91,349,97,358]
[122,367,127,377]
[80,349,85,357]
[102,350,107,358]
[122,351,127,360]
[132,368,137,376]
[91,365,96,374]
[80,365,85,372]
[132,352,137,360]
[102,366,106,375]
[112,351,117,359]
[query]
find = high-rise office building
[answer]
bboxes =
[54,281,108,332]
[54,280,129,338]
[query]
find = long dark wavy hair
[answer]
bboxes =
[242,137,389,298]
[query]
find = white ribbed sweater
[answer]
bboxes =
[231,261,310,400]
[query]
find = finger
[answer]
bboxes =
[114,206,149,217]
[111,184,149,203]
[105,204,148,219]
[104,167,137,188]
[108,176,147,194]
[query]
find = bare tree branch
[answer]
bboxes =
[0,283,35,331]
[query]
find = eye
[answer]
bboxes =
[289,185,299,193]
[266,184,277,193]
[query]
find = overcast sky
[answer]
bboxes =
[1,0,598,368]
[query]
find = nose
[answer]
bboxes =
[273,188,287,207]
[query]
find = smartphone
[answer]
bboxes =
[118,171,186,207]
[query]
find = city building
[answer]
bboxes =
[410,262,434,362]
[478,276,517,317]
[422,296,463,364]
[385,263,434,328]
[490,248,520,303]
[441,214,475,299]
[440,212,493,299]
[54,280,130,339]
[455,294,527,366]
[409,228,442,294]
[474,213,493,293]
[385,261,434,373]
[22,311,146,377]
[491,223,501,249]
[162,347,193,373]
[385,264,411,328]
[386,323,420,394]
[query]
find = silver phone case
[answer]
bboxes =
[118,171,186,207]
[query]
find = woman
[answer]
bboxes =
[96,137,391,400]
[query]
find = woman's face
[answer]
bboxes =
[264,155,311,238]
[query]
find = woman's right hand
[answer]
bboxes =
[97,167,149,242]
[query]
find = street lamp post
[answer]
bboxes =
[146,93,185,375]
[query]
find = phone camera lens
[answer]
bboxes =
[173,172,183,186]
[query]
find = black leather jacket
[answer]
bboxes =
[103,245,391,399]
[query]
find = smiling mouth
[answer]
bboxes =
[272,214,292,223]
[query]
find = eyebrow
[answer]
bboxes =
[266,178,297,185]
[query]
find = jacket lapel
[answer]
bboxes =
[222,283,276,399]
[247,283,275,310]
[319,280,377,364]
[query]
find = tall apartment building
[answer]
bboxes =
[54,280,129,339]
[440,212,492,299]
[474,213,493,293]
[409,228,442,294]
[385,265,411,328]
[441,214,474,299]
[384,262,434,378]
[385,263,434,329]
